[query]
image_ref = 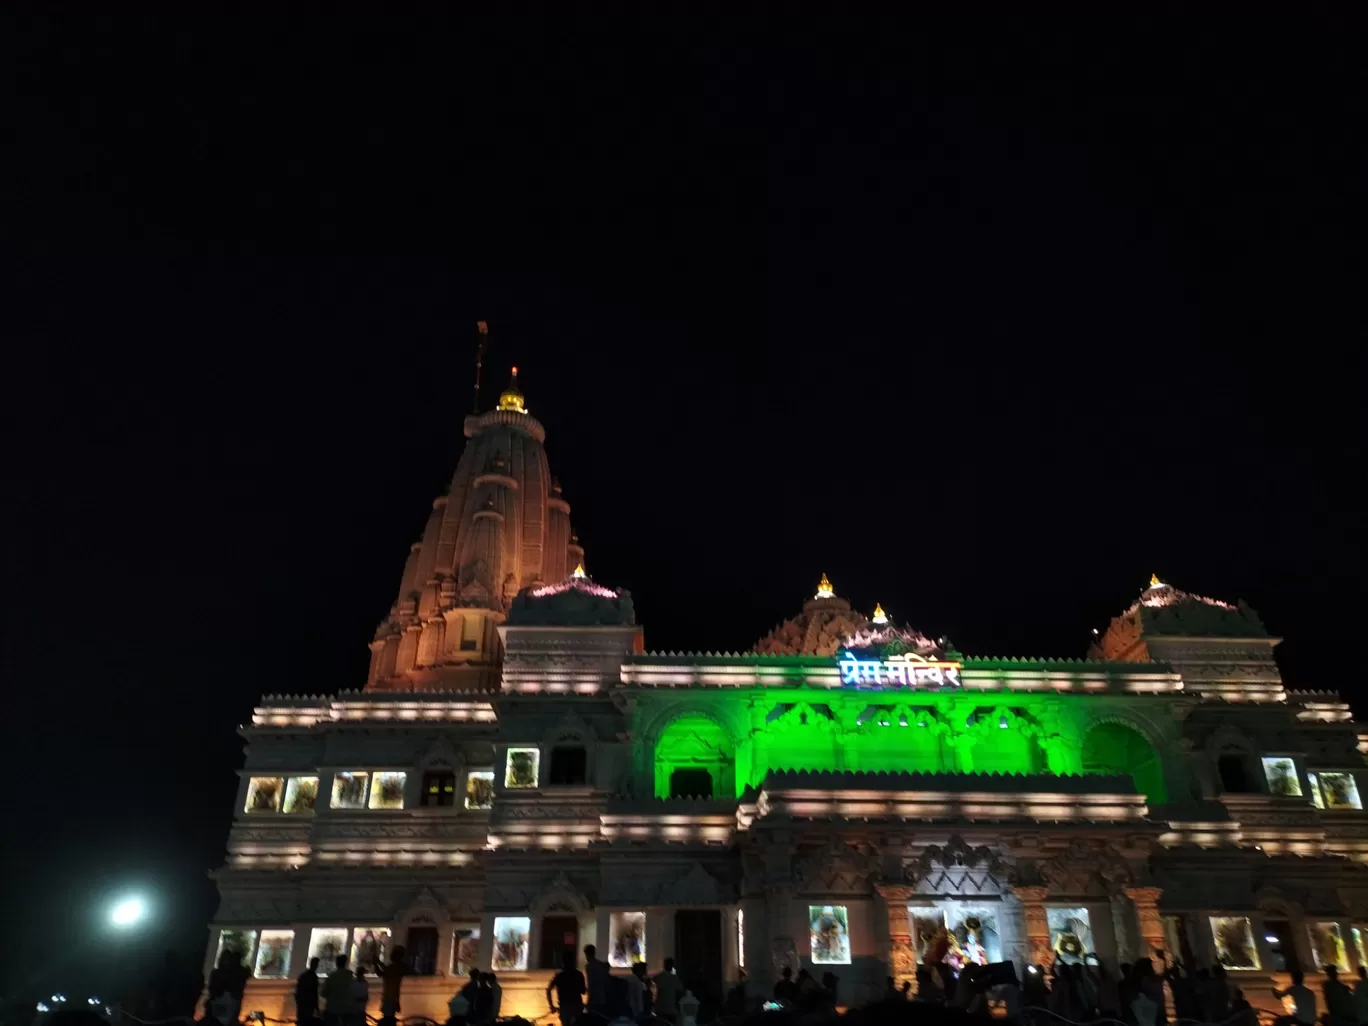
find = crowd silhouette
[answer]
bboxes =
[28,945,1368,1026]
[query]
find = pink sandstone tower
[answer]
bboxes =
[365,367,585,692]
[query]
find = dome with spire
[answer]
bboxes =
[1090,575,1269,662]
[505,567,636,627]
[366,362,585,691]
[753,575,945,658]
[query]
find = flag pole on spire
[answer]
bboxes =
[473,321,489,413]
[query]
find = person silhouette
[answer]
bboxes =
[295,957,321,1026]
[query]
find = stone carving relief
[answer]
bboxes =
[1035,840,1134,897]
[218,896,301,921]
[499,804,603,820]
[323,822,487,841]
[659,862,721,905]
[230,828,312,844]
[544,711,596,746]
[793,838,880,892]
[458,559,493,606]
[400,886,452,925]
[905,835,1014,895]
[419,736,463,769]
[531,871,592,915]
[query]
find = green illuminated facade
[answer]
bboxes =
[643,657,1162,800]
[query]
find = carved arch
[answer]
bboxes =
[640,700,744,747]
[905,835,1014,896]
[542,711,597,748]
[398,886,453,928]
[855,704,952,737]
[417,736,465,771]
[1206,723,1256,755]
[1035,840,1135,898]
[529,871,593,917]
[768,701,841,734]
[963,705,1049,740]
[1254,886,1305,920]
[1076,709,1170,751]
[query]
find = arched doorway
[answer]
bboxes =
[654,714,734,798]
[1081,722,1167,804]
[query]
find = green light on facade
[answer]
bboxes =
[650,688,1166,802]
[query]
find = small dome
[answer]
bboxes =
[506,571,636,627]
[1091,577,1268,661]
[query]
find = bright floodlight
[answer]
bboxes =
[110,896,145,927]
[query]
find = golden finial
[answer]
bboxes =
[497,366,527,414]
[871,602,888,625]
[572,563,587,579]
[1149,573,1162,588]
[815,573,835,599]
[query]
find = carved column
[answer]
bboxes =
[1124,886,1166,961]
[765,882,798,980]
[876,885,917,986]
[1012,886,1053,967]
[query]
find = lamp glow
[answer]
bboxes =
[110,897,145,927]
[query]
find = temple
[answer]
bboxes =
[209,371,1368,1021]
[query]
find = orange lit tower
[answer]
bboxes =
[366,366,584,691]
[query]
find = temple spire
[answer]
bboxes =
[815,573,835,600]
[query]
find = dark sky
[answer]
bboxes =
[2,18,1359,1000]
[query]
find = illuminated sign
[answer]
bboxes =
[838,651,962,688]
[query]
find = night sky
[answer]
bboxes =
[3,19,1358,1001]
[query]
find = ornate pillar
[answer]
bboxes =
[876,885,916,986]
[1013,886,1053,967]
[1124,886,1166,961]
[765,882,799,981]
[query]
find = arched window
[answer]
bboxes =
[548,745,588,786]
[1081,722,1167,804]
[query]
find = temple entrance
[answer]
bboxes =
[538,915,579,969]
[674,910,722,1020]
